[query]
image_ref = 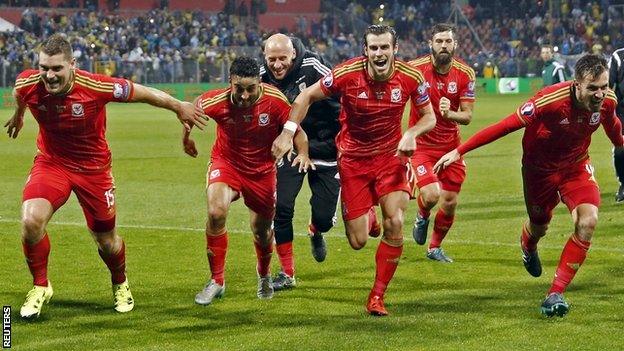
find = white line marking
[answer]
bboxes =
[1,218,622,253]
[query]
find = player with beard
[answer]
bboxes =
[5,33,206,319]
[408,23,476,263]
[272,25,436,316]
[434,54,623,317]
[184,57,314,305]
[260,34,341,290]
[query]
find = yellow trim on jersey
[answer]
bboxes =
[74,73,116,93]
[535,88,569,108]
[201,90,229,109]
[334,60,366,78]
[75,72,115,87]
[408,56,431,67]
[396,61,425,82]
[606,89,618,103]
[452,60,476,80]
[15,74,41,89]
[264,85,290,105]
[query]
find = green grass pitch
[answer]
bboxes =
[1,93,623,350]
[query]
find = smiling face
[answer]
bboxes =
[230,74,261,108]
[264,35,295,80]
[430,30,456,66]
[364,32,397,81]
[575,70,609,112]
[38,52,75,94]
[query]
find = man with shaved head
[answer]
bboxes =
[261,33,341,291]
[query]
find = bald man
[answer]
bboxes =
[260,34,341,291]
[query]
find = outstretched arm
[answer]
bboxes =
[434,112,525,172]
[271,80,328,160]
[4,89,27,139]
[130,83,207,131]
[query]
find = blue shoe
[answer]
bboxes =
[412,214,429,245]
[521,239,542,277]
[426,247,453,263]
[272,271,296,291]
[541,293,569,317]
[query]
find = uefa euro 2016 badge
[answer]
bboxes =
[391,88,401,102]
[299,82,307,92]
[71,103,84,117]
[113,83,124,98]
[447,81,457,93]
[322,73,333,88]
[589,112,600,125]
[258,113,269,126]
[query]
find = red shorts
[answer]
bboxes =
[338,153,411,221]
[207,158,276,219]
[411,149,466,193]
[522,161,600,225]
[23,156,116,232]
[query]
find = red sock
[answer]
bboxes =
[254,240,273,277]
[22,233,51,287]
[521,223,540,252]
[417,195,430,219]
[548,234,591,294]
[276,241,295,276]
[206,232,228,285]
[371,240,403,297]
[98,240,127,285]
[429,210,454,249]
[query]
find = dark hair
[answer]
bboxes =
[574,54,608,81]
[40,33,72,60]
[541,44,554,51]
[363,24,397,48]
[229,56,260,78]
[431,23,456,39]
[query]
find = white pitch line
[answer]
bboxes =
[0,218,622,253]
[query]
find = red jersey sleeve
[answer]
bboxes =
[74,70,134,103]
[407,67,430,109]
[319,57,366,97]
[459,67,476,102]
[601,97,624,147]
[457,112,525,155]
[14,69,41,100]
[197,88,229,117]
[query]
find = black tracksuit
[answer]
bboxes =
[608,48,624,185]
[260,37,341,244]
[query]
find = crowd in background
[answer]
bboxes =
[1,0,623,85]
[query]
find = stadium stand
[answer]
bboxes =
[0,0,622,86]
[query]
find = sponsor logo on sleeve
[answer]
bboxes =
[519,101,535,116]
[416,165,427,176]
[468,81,475,92]
[258,113,269,126]
[391,88,402,103]
[322,73,334,88]
[210,169,220,179]
[113,82,130,100]
[298,82,307,92]
[71,103,84,117]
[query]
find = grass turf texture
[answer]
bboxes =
[1,94,623,350]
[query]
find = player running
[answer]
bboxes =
[184,56,313,305]
[271,25,436,316]
[5,33,206,319]
[408,23,476,262]
[434,54,623,317]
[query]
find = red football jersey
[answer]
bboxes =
[14,69,134,172]
[197,83,291,175]
[409,56,476,151]
[458,82,623,170]
[319,56,430,157]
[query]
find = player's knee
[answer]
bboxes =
[575,214,598,237]
[421,191,440,208]
[207,204,228,223]
[348,236,367,250]
[274,204,294,222]
[21,212,47,238]
[440,199,458,215]
[382,215,403,234]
